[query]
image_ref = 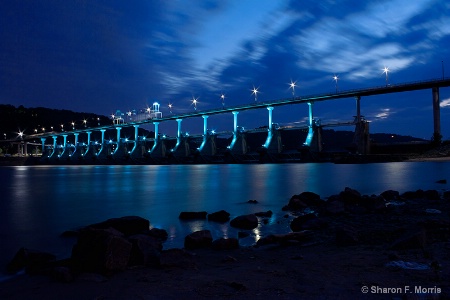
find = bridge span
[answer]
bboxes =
[11,77,450,162]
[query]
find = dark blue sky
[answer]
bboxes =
[1,0,450,138]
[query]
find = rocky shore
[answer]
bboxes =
[1,187,450,299]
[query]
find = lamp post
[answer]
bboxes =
[220,94,225,108]
[382,66,389,86]
[289,80,297,97]
[251,86,259,102]
[333,75,339,93]
[191,97,198,110]
[168,103,173,114]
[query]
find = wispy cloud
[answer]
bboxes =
[440,98,450,108]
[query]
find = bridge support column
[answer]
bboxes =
[353,96,370,154]
[70,133,79,158]
[228,111,247,155]
[83,131,92,157]
[49,136,58,159]
[263,107,281,153]
[40,138,46,157]
[150,121,166,157]
[113,127,124,157]
[304,102,314,146]
[96,129,108,158]
[432,87,441,143]
[130,125,143,158]
[24,141,28,156]
[170,119,189,157]
[198,115,216,156]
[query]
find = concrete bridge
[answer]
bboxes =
[11,77,450,163]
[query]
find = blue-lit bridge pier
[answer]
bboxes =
[15,78,450,163]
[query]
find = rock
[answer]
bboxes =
[184,230,213,249]
[148,228,168,241]
[211,238,239,250]
[230,214,258,230]
[179,211,208,220]
[283,198,307,211]
[256,231,313,246]
[323,198,345,215]
[87,216,150,236]
[160,249,195,269]
[52,266,74,283]
[128,234,162,267]
[380,190,400,201]
[401,189,424,200]
[290,213,317,232]
[335,225,359,246]
[424,189,440,201]
[71,227,132,273]
[389,228,427,250]
[208,210,231,222]
[6,248,56,274]
[361,195,386,212]
[443,191,450,200]
[339,187,362,205]
[255,210,273,217]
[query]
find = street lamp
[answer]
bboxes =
[71,122,75,130]
[83,119,87,127]
[191,97,198,110]
[333,75,339,93]
[168,103,173,113]
[382,66,389,86]
[251,86,259,102]
[220,94,225,108]
[61,124,64,132]
[289,80,297,97]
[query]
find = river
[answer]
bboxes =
[1,162,449,278]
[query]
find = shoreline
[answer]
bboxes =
[1,188,449,299]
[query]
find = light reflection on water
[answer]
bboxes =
[1,162,450,272]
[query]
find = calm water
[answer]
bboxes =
[1,162,450,276]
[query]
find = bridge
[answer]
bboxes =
[10,77,450,163]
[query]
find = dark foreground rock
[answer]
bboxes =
[230,214,259,230]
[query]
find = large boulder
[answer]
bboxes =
[184,230,213,249]
[335,225,359,246]
[339,187,362,205]
[128,234,162,267]
[87,216,150,236]
[148,228,168,241]
[71,227,132,273]
[6,248,56,274]
[380,190,400,201]
[290,213,317,232]
[230,214,258,230]
[208,210,230,223]
[283,192,322,211]
[179,211,208,220]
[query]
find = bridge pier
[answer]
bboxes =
[49,136,58,159]
[70,133,81,159]
[96,129,109,159]
[170,119,190,157]
[113,127,127,158]
[353,96,370,154]
[149,122,166,157]
[304,102,314,146]
[432,87,441,143]
[228,111,247,154]
[40,138,47,158]
[82,131,93,158]
[197,115,217,156]
[263,107,282,153]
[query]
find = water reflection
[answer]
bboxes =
[2,162,450,270]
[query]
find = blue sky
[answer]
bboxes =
[1,0,450,139]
